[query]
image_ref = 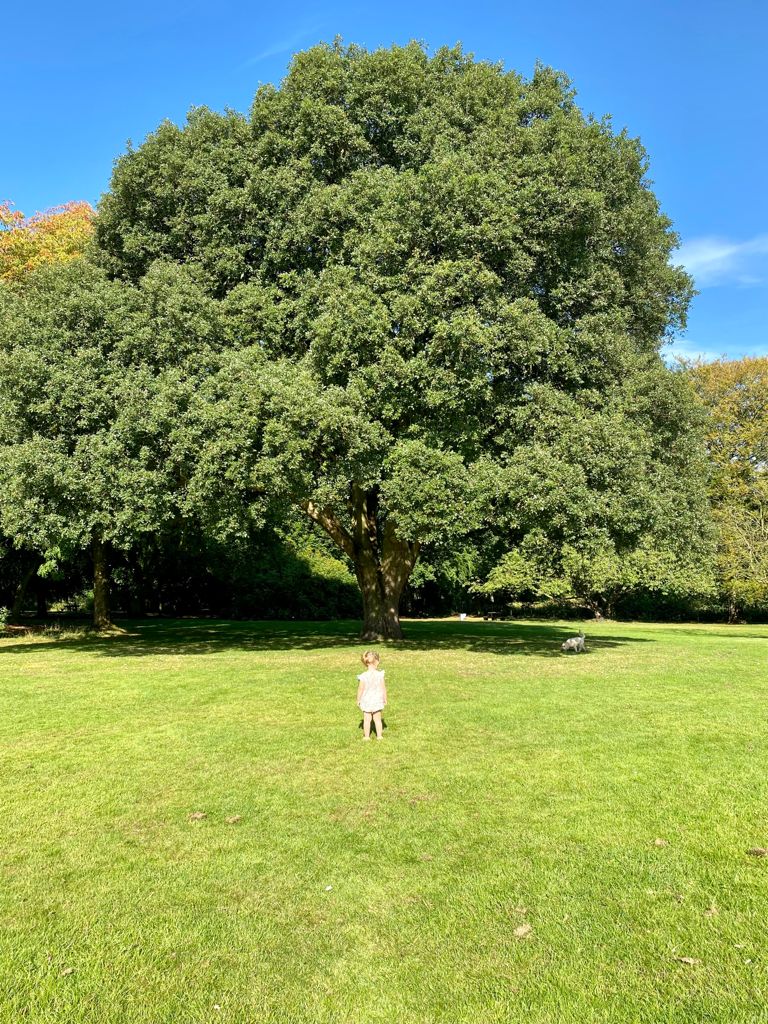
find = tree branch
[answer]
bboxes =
[301,500,355,560]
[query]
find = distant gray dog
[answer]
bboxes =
[561,631,586,653]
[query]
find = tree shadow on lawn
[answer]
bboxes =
[652,627,768,640]
[0,618,651,660]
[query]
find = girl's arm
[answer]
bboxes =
[357,678,364,705]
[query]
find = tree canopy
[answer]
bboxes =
[2,42,709,635]
[0,201,94,284]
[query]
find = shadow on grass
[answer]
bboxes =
[650,627,768,640]
[0,618,652,659]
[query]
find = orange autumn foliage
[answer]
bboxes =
[0,200,95,283]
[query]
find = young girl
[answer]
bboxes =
[357,650,387,740]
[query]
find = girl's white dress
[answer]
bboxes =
[357,668,386,713]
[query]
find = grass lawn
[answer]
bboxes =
[1,617,767,1023]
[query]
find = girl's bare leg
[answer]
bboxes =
[373,711,383,739]
[363,712,372,739]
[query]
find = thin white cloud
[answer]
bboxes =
[664,340,768,365]
[240,25,324,68]
[663,342,725,365]
[676,234,768,287]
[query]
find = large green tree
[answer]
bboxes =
[92,41,698,638]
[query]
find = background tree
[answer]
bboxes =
[0,199,96,620]
[0,261,180,628]
[0,540,41,621]
[0,200,94,285]
[687,356,768,621]
[93,40,700,638]
[477,363,714,616]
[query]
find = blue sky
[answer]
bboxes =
[3,0,766,361]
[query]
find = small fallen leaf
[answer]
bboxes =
[60,967,74,977]
[675,893,685,904]
[746,847,768,857]
[653,838,669,847]
[324,885,333,892]
[513,923,533,939]
[673,956,700,965]
[513,906,528,915]
[705,905,719,917]
[189,811,206,821]
[213,1005,222,1012]
[225,815,242,825]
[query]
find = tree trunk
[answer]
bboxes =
[10,559,39,623]
[302,487,419,641]
[356,554,406,641]
[585,597,604,620]
[93,535,111,630]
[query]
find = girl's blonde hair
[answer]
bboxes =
[361,650,380,667]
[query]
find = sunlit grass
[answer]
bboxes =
[1,618,767,1023]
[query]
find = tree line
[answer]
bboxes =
[0,42,764,635]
